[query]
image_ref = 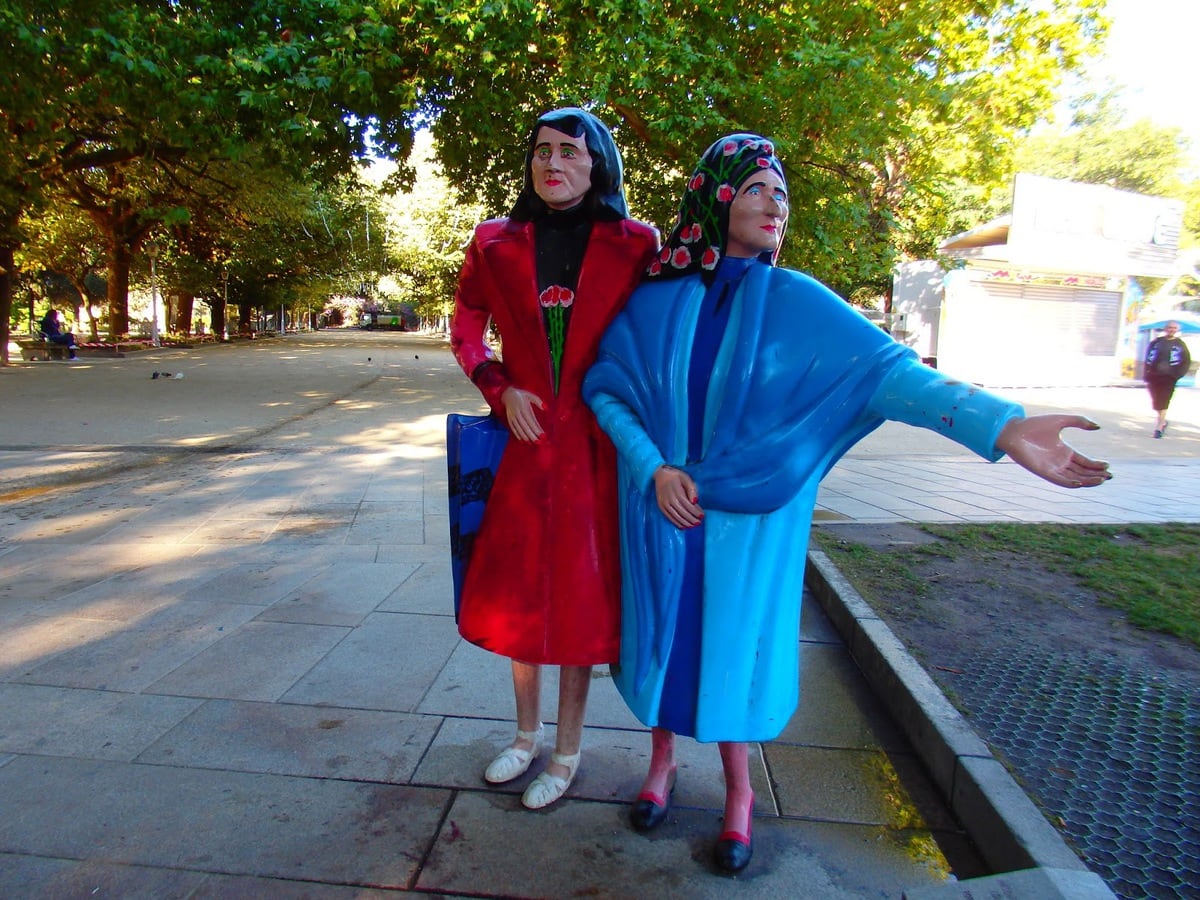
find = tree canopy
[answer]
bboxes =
[429,0,1109,294]
[1,0,475,353]
[1015,96,1191,196]
[3,0,1116,360]
[1008,97,1199,248]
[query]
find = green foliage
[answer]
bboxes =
[1,0,1113,357]
[0,0,472,343]
[1015,118,1189,197]
[375,133,486,321]
[429,0,1108,297]
[217,165,388,315]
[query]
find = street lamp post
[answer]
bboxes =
[146,238,161,347]
[221,267,229,341]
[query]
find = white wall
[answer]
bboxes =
[891,260,944,361]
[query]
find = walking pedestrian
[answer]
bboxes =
[1143,320,1191,438]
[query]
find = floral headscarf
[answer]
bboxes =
[648,133,787,281]
[509,107,630,222]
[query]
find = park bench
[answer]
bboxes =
[14,334,71,361]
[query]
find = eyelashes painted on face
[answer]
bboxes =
[535,143,582,161]
[742,183,788,205]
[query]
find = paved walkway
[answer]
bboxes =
[819,382,1200,526]
[2,330,1190,898]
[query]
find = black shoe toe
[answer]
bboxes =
[630,796,670,832]
[714,836,752,873]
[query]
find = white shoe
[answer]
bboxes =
[521,751,580,809]
[484,724,544,784]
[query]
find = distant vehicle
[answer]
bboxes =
[360,309,417,331]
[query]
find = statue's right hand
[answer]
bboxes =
[502,387,546,442]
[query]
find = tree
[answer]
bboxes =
[1007,96,1199,248]
[15,199,107,339]
[428,0,1107,298]
[0,0,509,361]
[2,0,1108,364]
[1014,114,1190,197]
[374,132,486,327]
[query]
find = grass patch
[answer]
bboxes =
[816,540,931,598]
[813,523,1200,650]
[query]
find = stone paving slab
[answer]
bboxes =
[769,742,956,828]
[255,562,420,627]
[176,561,328,607]
[777,642,910,752]
[416,790,951,898]
[0,855,215,900]
[136,699,442,784]
[0,755,445,887]
[145,621,351,701]
[0,683,201,760]
[414,716,743,812]
[278,611,459,711]
[16,600,262,693]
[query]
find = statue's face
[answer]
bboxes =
[531,126,593,211]
[725,168,788,259]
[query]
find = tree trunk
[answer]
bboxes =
[64,275,96,342]
[0,242,13,365]
[176,291,195,336]
[106,237,131,338]
[210,296,227,339]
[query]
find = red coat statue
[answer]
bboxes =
[451,216,658,665]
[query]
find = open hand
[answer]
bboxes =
[995,415,1112,488]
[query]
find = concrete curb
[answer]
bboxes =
[804,550,1117,899]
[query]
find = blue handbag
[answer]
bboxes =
[445,413,509,620]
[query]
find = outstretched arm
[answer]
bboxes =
[995,415,1112,488]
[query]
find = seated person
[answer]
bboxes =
[40,309,77,359]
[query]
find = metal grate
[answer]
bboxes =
[936,643,1199,900]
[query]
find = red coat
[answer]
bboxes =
[450,217,659,665]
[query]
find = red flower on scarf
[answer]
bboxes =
[671,247,692,268]
[701,247,719,270]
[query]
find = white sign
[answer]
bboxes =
[1008,174,1182,276]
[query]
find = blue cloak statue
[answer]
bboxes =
[583,135,1023,741]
